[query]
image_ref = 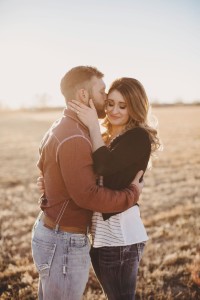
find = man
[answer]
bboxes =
[32,66,143,300]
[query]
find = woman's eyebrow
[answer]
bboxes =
[107,99,126,104]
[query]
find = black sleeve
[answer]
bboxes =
[93,128,151,176]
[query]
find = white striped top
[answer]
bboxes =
[91,205,148,247]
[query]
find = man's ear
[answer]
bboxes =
[78,89,89,104]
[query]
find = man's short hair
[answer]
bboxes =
[60,66,104,102]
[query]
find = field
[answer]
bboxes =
[0,105,200,299]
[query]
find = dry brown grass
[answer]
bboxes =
[0,106,200,299]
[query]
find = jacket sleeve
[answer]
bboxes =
[57,136,139,213]
[93,128,151,176]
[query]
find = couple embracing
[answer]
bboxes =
[31,66,161,300]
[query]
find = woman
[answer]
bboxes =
[67,77,161,300]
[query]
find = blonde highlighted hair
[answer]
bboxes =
[102,77,161,154]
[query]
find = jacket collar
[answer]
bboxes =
[63,108,89,132]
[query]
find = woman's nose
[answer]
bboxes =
[112,105,119,114]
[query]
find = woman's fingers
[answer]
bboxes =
[68,101,88,113]
[36,176,45,193]
[37,176,43,184]
[68,102,81,115]
[67,102,76,110]
[71,100,88,109]
[89,99,96,110]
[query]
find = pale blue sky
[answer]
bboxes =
[0,0,200,108]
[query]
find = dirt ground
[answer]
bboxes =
[0,105,200,299]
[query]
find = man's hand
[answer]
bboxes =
[131,170,144,196]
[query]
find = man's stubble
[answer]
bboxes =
[89,91,106,119]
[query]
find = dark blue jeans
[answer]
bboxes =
[90,243,145,300]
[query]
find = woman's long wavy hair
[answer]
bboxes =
[102,77,162,155]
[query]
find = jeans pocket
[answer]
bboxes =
[66,236,90,272]
[32,238,56,278]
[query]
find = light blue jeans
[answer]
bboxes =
[31,217,91,300]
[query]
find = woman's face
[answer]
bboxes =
[106,90,130,128]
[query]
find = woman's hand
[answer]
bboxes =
[67,99,99,130]
[68,99,105,152]
[37,174,45,194]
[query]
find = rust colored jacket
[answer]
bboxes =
[37,109,139,228]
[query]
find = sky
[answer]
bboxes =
[0,0,200,109]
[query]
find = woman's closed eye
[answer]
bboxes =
[107,100,114,107]
[106,99,127,110]
[119,105,126,109]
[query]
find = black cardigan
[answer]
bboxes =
[92,127,151,220]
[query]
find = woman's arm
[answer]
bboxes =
[67,99,105,152]
[93,128,151,176]
[67,101,151,177]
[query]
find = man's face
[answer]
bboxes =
[89,77,107,118]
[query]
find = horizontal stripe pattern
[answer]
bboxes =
[91,206,149,248]
[91,212,124,247]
